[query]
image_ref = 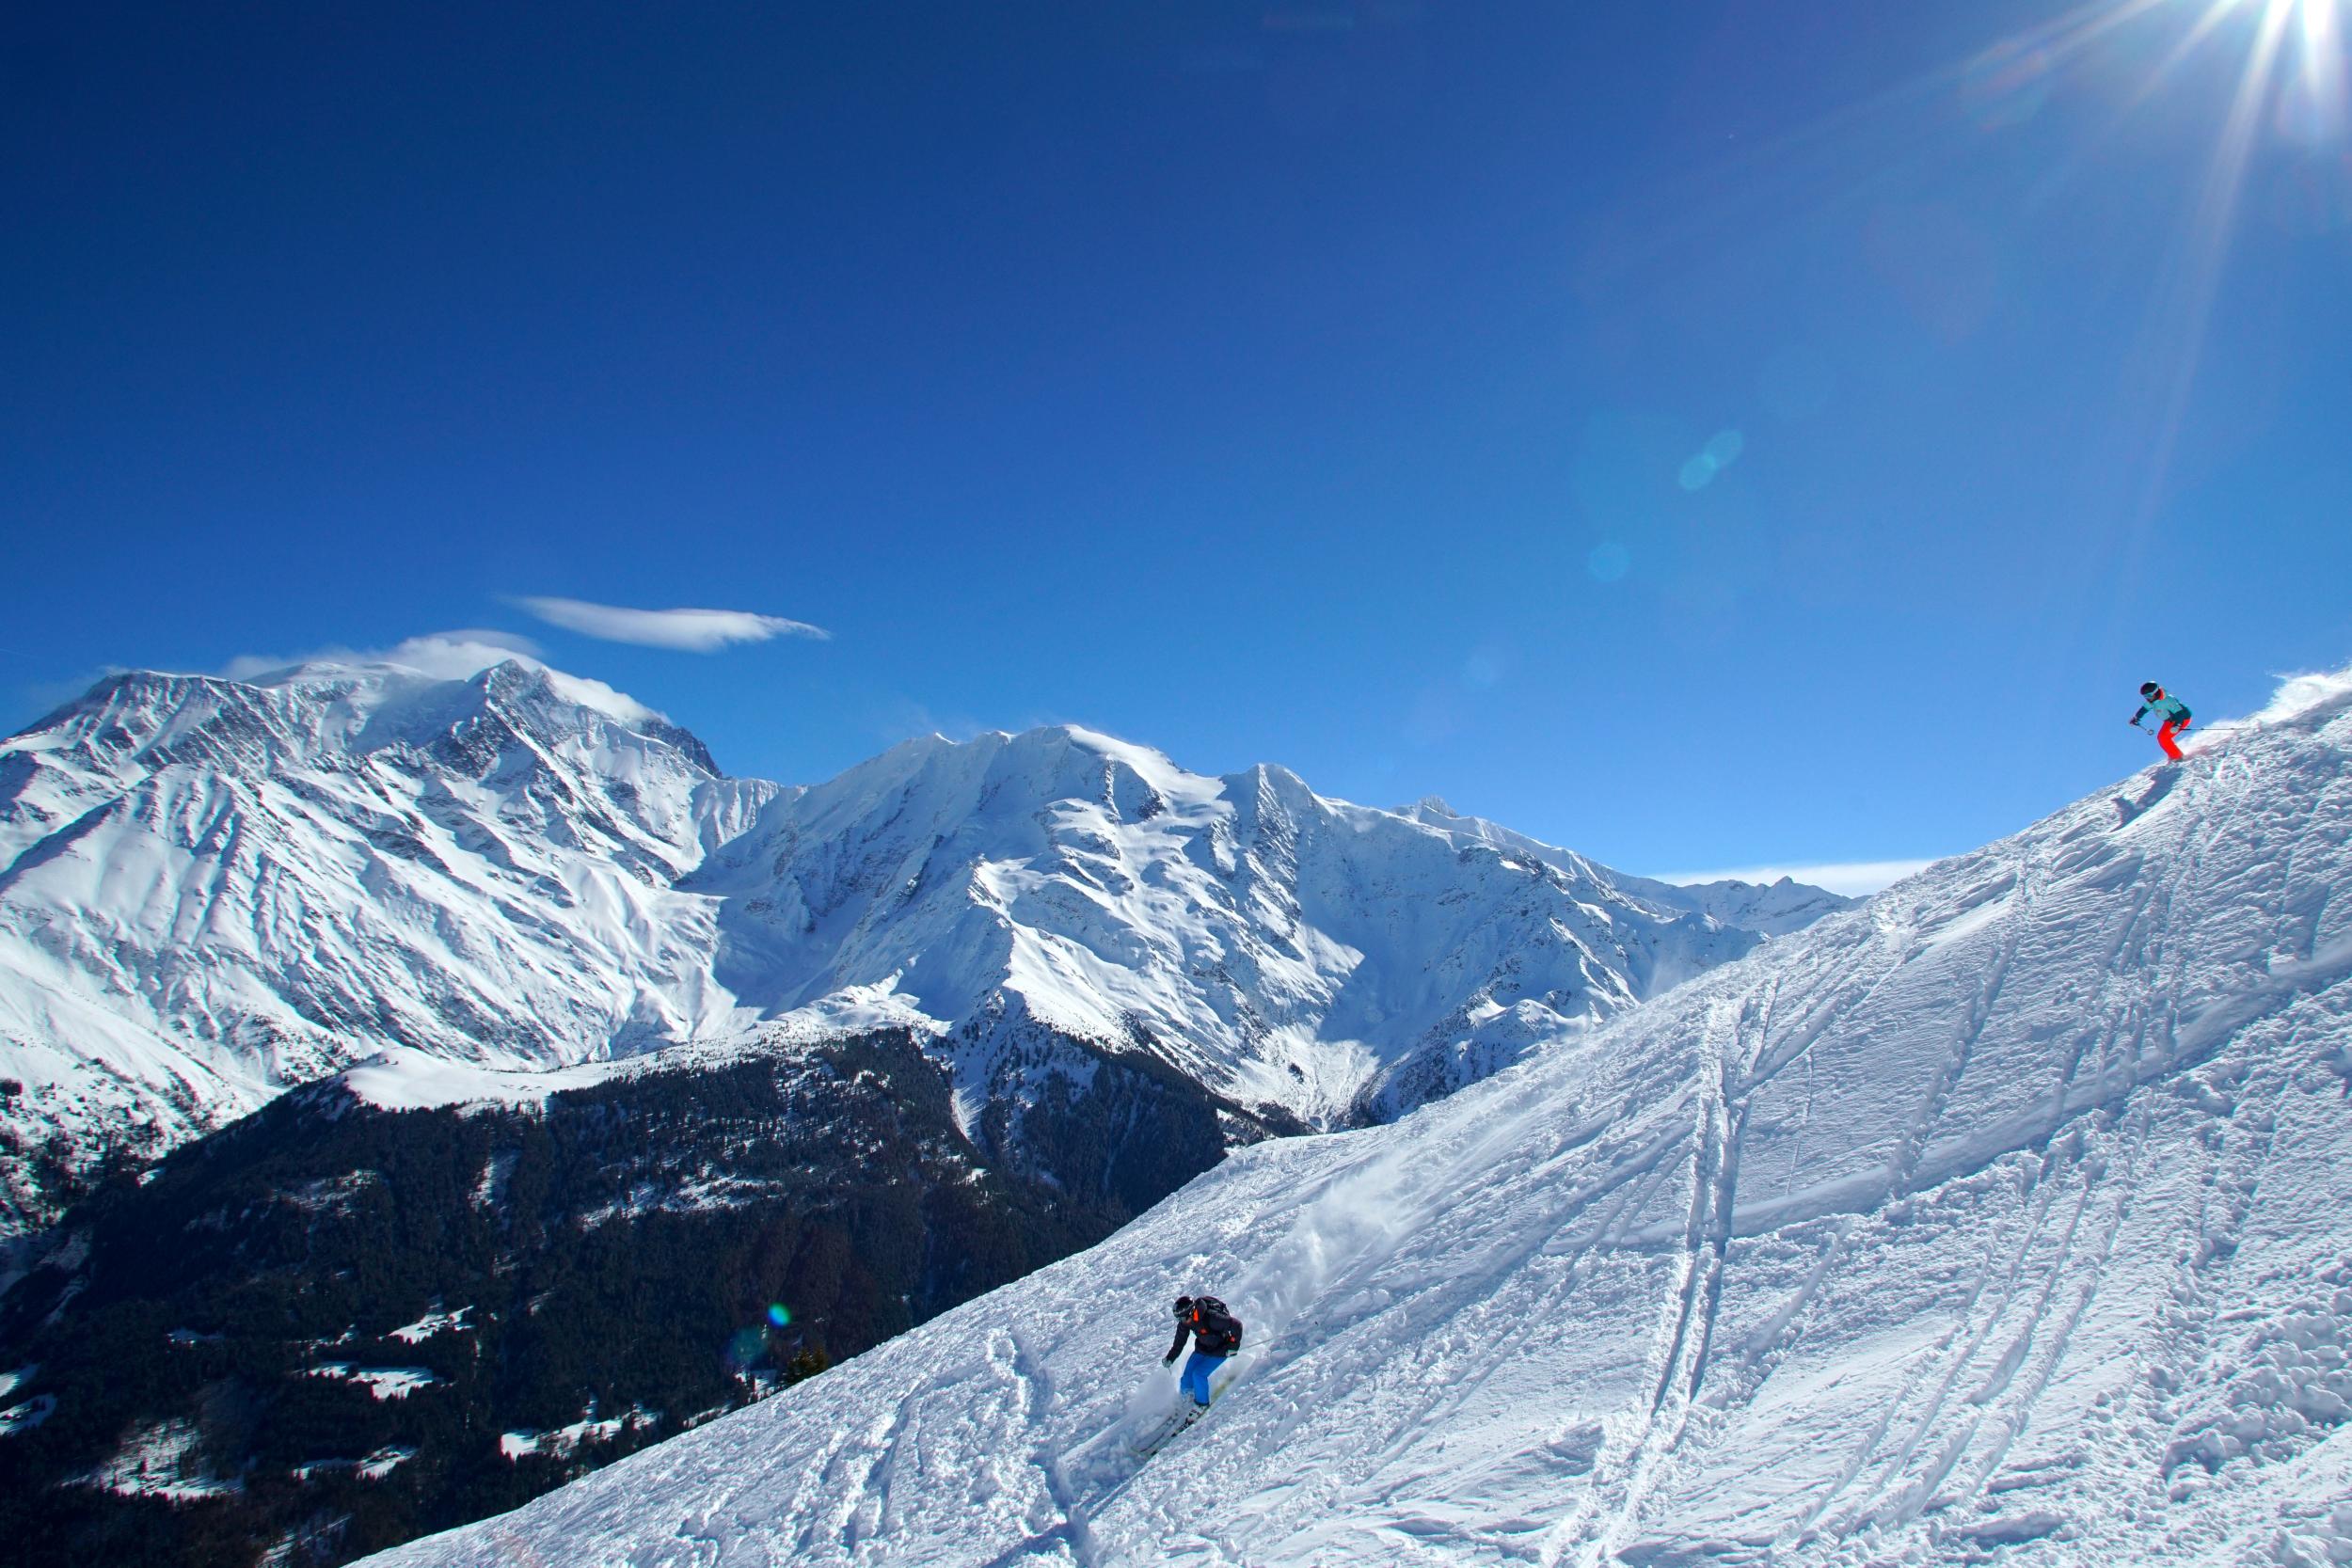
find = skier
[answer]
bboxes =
[2131,681,2194,762]
[1164,1293,1244,1415]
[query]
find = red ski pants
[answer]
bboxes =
[2157,718,2188,761]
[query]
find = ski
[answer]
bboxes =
[1125,1405,1203,1459]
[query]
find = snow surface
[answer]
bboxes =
[342,1050,634,1112]
[499,1405,660,1461]
[359,668,2352,1568]
[0,1392,55,1435]
[0,667,1833,1221]
[293,1446,418,1482]
[307,1364,440,1401]
[79,1416,240,1499]
[388,1305,473,1344]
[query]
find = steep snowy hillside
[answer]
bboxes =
[360,671,2352,1568]
[0,663,1829,1227]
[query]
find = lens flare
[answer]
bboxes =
[767,1303,791,1328]
[723,1325,767,1370]
[1678,430,1746,493]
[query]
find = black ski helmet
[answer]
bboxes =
[2140,681,2160,697]
[1173,1295,1194,1316]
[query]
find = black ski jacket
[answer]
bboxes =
[1167,1300,1244,1360]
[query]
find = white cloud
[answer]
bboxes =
[220,630,543,684]
[20,665,131,715]
[216,631,661,727]
[1654,859,1940,897]
[511,597,830,652]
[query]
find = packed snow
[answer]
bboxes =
[360,669,2352,1568]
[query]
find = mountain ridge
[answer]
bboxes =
[0,656,1849,1229]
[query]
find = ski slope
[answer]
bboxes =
[359,669,2352,1568]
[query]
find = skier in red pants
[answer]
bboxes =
[2132,681,2193,762]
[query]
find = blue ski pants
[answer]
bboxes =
[1180,1351,1226,1407]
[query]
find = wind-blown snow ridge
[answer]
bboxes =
[359,666,2352,1568]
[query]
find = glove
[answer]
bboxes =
[1164,1353,1177,1367]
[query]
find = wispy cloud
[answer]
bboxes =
[1653,858,1940,897]
[220,630,544,683]
[511,596,830,652]
[215,630,661,724]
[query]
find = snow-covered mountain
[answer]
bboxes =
[1399,797,1851,938]
[0,659,776,1225]
[0,657,1839,1227]
[356,670,2352,1568]
[691,726,1801,1132]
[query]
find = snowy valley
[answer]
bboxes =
[345,670,2352,1568]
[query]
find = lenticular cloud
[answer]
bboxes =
[512,596,830,651]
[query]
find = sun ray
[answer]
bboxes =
[2121,0,2300,542]
[2294,0,2347,137]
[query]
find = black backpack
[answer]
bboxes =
[1190,1294,1244,1355]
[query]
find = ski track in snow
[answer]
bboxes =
[352,672,2352,1568]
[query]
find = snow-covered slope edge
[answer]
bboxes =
[361,669,2352,1568]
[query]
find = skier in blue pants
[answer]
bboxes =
[1164,1294,1244,1413]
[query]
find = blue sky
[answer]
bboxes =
[6,1,2348,888]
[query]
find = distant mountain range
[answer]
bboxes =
[0,655,1848,1233]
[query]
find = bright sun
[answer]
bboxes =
[1941,0,2348,529]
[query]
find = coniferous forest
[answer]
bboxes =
[0,1026,1295,1567]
